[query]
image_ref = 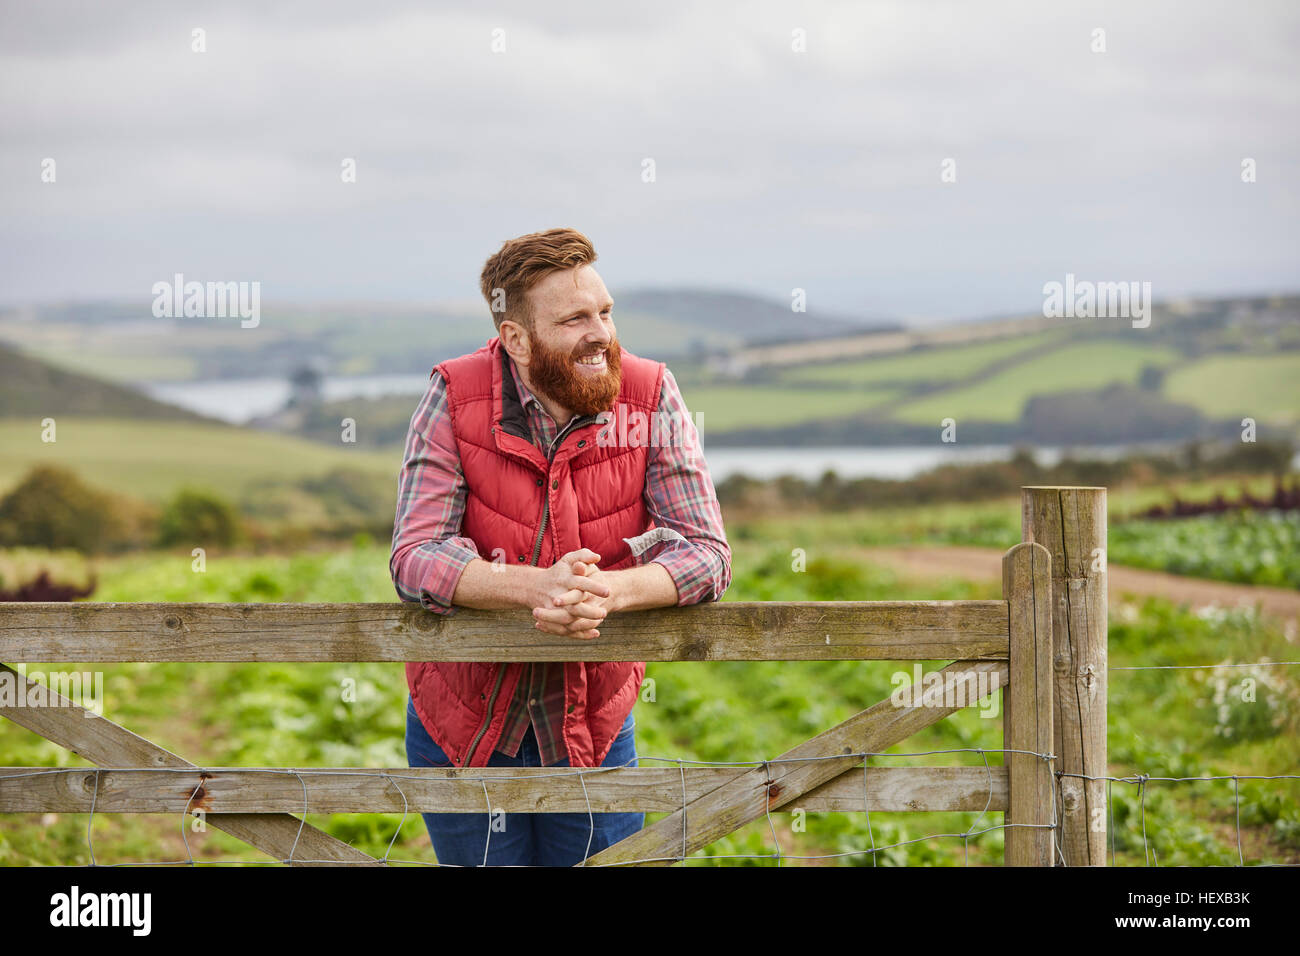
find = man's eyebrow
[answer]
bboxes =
[556,300,614,321]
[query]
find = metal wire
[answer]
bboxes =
[4,742,1297,866]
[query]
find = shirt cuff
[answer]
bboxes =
[418,537,481,613]
[649,547,722,606]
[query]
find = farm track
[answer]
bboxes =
[862,545,1300,624]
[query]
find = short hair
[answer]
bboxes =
[479,228,598,334]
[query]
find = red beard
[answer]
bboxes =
[526,331,623,417]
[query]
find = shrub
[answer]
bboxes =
[300,467,395,520]
[157,487,242,547]
[0,465,131,553]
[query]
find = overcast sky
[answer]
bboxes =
[1,0,1297,322]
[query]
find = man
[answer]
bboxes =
[390,227,732,866]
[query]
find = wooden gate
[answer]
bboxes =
[0,486,1106,866]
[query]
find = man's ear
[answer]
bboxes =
[499,319,531,367]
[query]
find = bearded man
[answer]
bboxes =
[390,227,732,866]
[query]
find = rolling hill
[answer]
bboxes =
[0,289,893,385]
[0,341,222,423]
[1,293,1295,460]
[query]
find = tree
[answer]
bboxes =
[0,465,128,552]
[1138,364,1166,391]
[157,488,241,547]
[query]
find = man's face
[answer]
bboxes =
[518,264,622,417]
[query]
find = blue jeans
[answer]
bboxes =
[404,695,644,866]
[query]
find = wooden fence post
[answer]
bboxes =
[1020,486,1108,866]
[1002,542,1054,866]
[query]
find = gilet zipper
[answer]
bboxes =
[461,411,596,766]
[530,499,550,566]
[461,666,506,767]
[528,412,597,565]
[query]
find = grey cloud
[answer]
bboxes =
[0,0,1296,319]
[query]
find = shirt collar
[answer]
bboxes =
[506,354,539,412]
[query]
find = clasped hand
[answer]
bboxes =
[531,548,613,640]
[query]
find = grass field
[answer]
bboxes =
[1110,511,1300,588]
[776,330,1069,388]
[2,498,1296,866]
[0,418,399,503]
[676,384,900,431]
[0,305,740,385]
[3,320,279,383]
[20,348,199,383]
[724,474,1289,550]
[1164,353,1300,424]
[893,341,1183,424]
[8,327,1293,450]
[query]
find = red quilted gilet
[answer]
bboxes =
[405,335,664,768]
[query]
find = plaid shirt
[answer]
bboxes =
[391,349,731,765]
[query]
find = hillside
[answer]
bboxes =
[0,337,398,522]
[253,297,1300,450]
[0,341,221,423]
[2,293,1294,452]
[685,294,1300,446]
[0,289,890,385]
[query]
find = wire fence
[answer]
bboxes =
[1,747,1052,867]
[4,648,1297,866]
[1109,660,1300,671]
[4,742,1297,867]
[1095,654,1300,868]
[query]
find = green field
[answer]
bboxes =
[1164,353,1300,424]
[6,295,1297,445]
[677,384,899,431]
[777,331,1068,388]
[21,348,199,383]
[894,341,1182,424]
[0,303,742,384]
[727,473,1294,557]
[2,498,1296,866]
[1110,511,1300,589]
[0,418,400,503]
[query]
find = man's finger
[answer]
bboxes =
[534,604,606,625]
[535,619,600,640]
[551,587,603,606]
[537,610,604,633]
[551,588,585,606]
[566,573,610,597]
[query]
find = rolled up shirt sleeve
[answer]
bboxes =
[389,371,482,614]
[631,368,732,606]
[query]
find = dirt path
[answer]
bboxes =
[863,545,1300,624]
